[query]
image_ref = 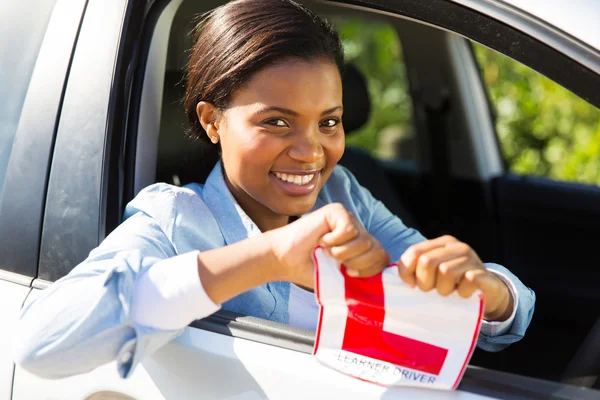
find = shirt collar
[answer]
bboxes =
[202,160,252,245]
[203,160,327,242]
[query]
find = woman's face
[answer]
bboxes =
[216,58,344,230]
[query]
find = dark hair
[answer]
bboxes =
[184,0,344,141]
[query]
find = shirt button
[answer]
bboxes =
[120,351,132,364]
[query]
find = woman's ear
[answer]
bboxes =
[196,101,220,144]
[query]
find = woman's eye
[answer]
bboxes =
[320,118,340,128]
[265,119,288,128]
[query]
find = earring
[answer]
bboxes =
[210,135,219,144]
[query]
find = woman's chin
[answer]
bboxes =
[271,197,318,218]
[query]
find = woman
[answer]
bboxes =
[15,0,535,380]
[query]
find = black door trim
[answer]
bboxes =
[0,0,88,278]
[38,0,131,282]
[327,0,600,108]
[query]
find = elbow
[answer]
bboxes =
[13,317,70,379]
[13,343,52,379]
[13,339,80,380]
[13,334,60,379]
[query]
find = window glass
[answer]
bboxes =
[332,17,416,164]
[473,43,600,185]
[0,0,58,198]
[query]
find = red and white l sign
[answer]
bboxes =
[312,247,483,389]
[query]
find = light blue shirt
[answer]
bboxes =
[15,161,535,379]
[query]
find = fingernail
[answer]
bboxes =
[346,269,360,277]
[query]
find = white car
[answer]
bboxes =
[1,0,599,398]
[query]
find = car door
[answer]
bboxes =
[10,0,600,399]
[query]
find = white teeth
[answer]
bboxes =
[273,172,316,186]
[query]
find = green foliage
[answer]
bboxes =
[334,17,600,186]
[473,44,600,185]
[332,17,413,158]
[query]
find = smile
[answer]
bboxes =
[269,170,321,196]
[273,172,315,185]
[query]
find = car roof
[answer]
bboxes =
[481,0,600,52]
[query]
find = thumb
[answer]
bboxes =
[318,204,359,247]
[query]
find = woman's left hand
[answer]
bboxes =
[397,235,513,322]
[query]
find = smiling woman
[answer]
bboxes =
[195,59,345,228]
[14,0,534,380]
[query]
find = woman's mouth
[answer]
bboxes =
[270,170,320,196]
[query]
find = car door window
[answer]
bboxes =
[331,16,418,166]
[472,43,600,186]
[0,0,58,198]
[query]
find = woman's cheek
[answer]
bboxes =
[325,131,345,164]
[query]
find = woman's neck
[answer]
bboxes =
[223,174,291,232]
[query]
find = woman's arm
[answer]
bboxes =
[14,182,390,379]
[13,184,284,379]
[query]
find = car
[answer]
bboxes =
[1,0,599,398]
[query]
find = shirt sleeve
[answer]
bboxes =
[336,165,536,351]
[132,251,220,330]
[480,269,519,336]
[14,184,219,379]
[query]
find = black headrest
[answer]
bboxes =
[341,63,371,134]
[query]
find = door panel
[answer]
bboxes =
[0,279,30,400]
[485,174,600,380]
[12,303,491,400]
[494,174,600,296]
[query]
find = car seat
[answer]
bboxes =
[156,64,418,229]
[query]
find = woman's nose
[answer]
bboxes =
[288,130,325,163]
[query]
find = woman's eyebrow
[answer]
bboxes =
[321,106,343,116]
[254,105,343,116]
[255,106,299,116]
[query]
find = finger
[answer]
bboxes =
[344,247,390,276]
[399,235,458,277]
[409,242,475,294]
[397,260,416,288]
[435,256,471,296]
[320,211,362,247]
[465,269,507,314]
[329,235,373,262]
[457,276,478,298]
[346,263,387,278]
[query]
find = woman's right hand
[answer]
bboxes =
[266,203,390,288]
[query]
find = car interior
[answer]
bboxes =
[129,0,600,388]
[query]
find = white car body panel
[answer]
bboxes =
[498,0,600,52]
[13,291,496,399]
[0,279,30,400]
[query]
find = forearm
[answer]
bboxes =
[198,233,282,305]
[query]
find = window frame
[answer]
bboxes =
[128,0,600,346]
[333,0,600,109]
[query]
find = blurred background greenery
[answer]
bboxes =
[334,18,600,186]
